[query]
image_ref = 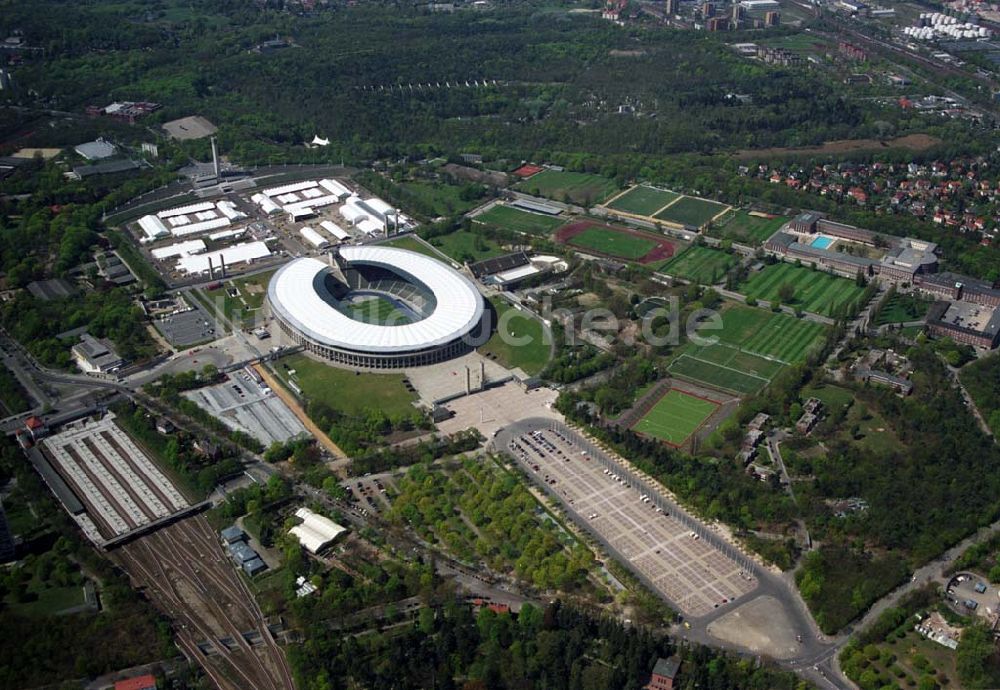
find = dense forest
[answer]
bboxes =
[0,1,948,162]
[288,598,808,690]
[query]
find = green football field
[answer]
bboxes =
[346,296,411,325]
[633,389,719,445]
[711,210,789,245]
[474,205,565,235]
[706,305,827,364]
[737,263,867,317]
[567,226,658,260]
[606,185,680,216]
[668,355,769,396]
[657,245,736,283]
[669,304,828,395]
[515,169,618,205]
[654,196,730,228]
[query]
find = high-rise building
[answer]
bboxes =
[765,10,780,25]
[665,0,678,15]
[732,3,743,22]
[702,1,715,17]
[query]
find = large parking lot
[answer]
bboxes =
[504,425,756,618]
[153,299,220,347]
[183,371,307,446]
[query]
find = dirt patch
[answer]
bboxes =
[555,220,676,264]
[734,133,941,159]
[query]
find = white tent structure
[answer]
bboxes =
[289,507,347,554]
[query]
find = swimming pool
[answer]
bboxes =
[810,236,834,250]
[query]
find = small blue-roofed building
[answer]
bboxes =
[242,557,267,576]
[220,525,247,545]
[228,541,258,565]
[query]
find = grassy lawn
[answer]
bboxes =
[738,262,867,316]
[633,389,718,445]
[515,169,618,205]
[711,210,789,245]
[657,245,736,283]
[874,292,931,326]
[275,354,417,417]
[382,234,449,260]
[802,383,855,411]
[473,204,565,235]
[428,229,505,263]
[396,180,482,217]
[606,185,680,216]
[6,585,86,617]
[478,298,550,376]
[566,226,657,260]
[654,196,730,228]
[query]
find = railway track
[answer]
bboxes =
[114,517,294,690]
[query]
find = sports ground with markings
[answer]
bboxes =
[555,221,677,264]
[654,196,730,228]
[737,262,867,317]
[656,245,737,282]
[473,204,566,235]
[606,185,680,216]
[632,389,720,446]
[602,185,731,229]
[668,305,827,395]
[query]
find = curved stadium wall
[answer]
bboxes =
[267,246,485,370]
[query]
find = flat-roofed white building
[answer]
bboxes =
[151,239,206,260]
[176,241,271,274]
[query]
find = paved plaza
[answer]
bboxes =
[502,424,756,618]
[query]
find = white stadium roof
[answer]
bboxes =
[268,246,484,354]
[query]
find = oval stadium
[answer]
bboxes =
[267,245,485,369]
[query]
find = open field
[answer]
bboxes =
[710,210,789,245]
[737,263,867,316]
[478,298,550,376]
[656,245,736,283]
[633,389,719,446]
[473,204,565,236]
[514,169,618,205]
[275,354,417,417]
[427,229,505,262]
[554,221,676,264]
[605,185,680,216]
[734,133,941,160]
[654,196,730,228]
